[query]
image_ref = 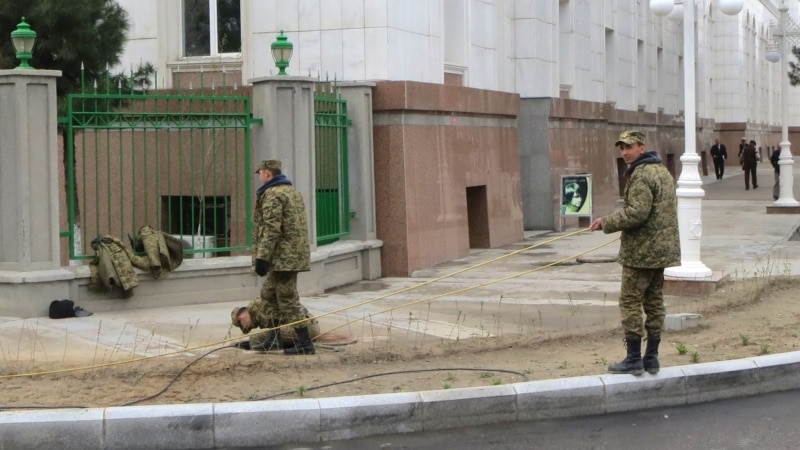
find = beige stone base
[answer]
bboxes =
[663,271,730,296]
[766,205,800,214]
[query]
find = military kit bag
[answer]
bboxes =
[48,299,93,319]
[49,299,75,319]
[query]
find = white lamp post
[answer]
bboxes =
[649,0,744,279]
[765,1,800,208]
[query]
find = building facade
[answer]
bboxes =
[116,0,794,242]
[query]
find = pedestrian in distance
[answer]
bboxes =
[249,159,315,355]
[589,130,681,375]
[709,139,727,180]
[741,140,759,190]
[738,137,747,161]
[771,147,781,201]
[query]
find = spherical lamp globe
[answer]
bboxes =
[718,0,744,16]
[650,0,675,16]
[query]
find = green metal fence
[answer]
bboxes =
[60,70,259,260]
[314,83,351,245]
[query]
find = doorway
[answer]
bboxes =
[466,185,490,248]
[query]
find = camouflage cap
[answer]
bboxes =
[254,159,282,173]
[615,130,646,147]
[231,306,251,334]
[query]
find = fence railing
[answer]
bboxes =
[59,71,351,260]
[314,82,351,245]
[60,70,258,260]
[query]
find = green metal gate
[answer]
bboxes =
[314,82,351,245]
[59,70,260,260]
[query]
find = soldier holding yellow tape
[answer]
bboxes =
[589,131,680,375]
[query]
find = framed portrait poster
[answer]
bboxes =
[560,175,592,216]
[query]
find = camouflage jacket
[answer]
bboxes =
[252,180,311,272]
[89,236,139,292]
[601,152,681,269]
[127,225,184,279]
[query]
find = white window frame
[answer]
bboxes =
[183,0,242,58]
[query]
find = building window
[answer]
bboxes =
[183,0,241,57]
[162,195,231,243]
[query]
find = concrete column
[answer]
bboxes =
[249,76,317,250]
[0,70,63,270]
[0,69,73,317]
[337,82,382,280]
[337,82,378,241]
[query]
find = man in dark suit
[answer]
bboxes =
[741,140,759,190]
[771,148,781,200]
[709,139,728,180]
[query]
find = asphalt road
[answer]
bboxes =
[257,389,800,450]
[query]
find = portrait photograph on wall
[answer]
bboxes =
[560,175,592,216]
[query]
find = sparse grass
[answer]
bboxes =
[740,333,750,346]
[3,258,798,409]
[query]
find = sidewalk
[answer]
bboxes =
[1,165,800,449]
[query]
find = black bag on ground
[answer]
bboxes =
[49,299,76,319]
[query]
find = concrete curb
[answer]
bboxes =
[3,351,800,449]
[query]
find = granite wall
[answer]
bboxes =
[517,97,778,231]
[372,81,523,276]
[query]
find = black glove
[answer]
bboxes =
[255,259,269,277]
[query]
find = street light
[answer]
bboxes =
[10,17,37,70]
[270,30,293,76]
[649,0,743,279]
[765,1,800,208]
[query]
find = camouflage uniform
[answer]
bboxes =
[601,145,681,339]
[232,300,320,348]
[252,160,311,329]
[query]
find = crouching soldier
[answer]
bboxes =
[231,300,320,351]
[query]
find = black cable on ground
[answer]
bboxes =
[254,367,530,401]
[1,349,529,409]
[120,345,233,406]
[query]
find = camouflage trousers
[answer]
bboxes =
[619,266,666,339]
[259,270,307,328]
[249,311,321,348]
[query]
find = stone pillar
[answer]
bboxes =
[0,69,73,317]
[337,82,377,241]
[338,82,382,280]
[249,76,317,250]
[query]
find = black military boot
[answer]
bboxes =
[608,337,644,375]
[250,321,280,352]
[643,335,661,374]
[283,326,315,355]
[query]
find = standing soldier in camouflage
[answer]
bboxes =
[589,131,680,375]
[249,159,315,355]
